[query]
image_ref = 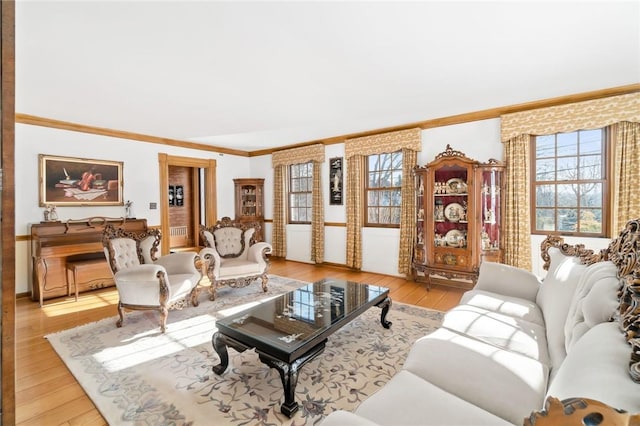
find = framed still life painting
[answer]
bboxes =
[39,154,124,206]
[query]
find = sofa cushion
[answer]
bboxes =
[402,327,548,424]
[442,304,550,365]
[536,247,587,370]
[353,370,513,426]
[563,260,619,352]
[546,322,640,413]
[460,289,545,325]
[218,258,262,278]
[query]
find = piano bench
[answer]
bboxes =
[65,259,111,303]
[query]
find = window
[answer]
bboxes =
[532,129,609,236]
[366,151,403,226]
[289,162,313,223]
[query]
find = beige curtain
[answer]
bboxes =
[272,144,325,261]
[346,155,364,269]
[398,148,418,275]
[345,128,422,270]
[271,165,287,257]
[612,121,640,234]
[311,161,324,263]
[503,134,532,270]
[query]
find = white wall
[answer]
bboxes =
[16,117,615,294]
[15,123,250,295]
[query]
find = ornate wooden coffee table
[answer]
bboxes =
[211,278,392,417]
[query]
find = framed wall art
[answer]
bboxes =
[39,154,124,206]
[329,157,343,205]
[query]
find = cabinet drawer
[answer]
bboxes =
[434,251,470,269]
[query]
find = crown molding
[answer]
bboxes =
[17,83,640,158]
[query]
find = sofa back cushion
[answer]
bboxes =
[536,247,587,370]
[563,260,619,351]
[546,322,640,413]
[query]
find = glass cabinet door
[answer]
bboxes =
[433,165,469,251]
[478,166,504,263]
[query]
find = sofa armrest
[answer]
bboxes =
[247,242,272,265]
[321,411,381,426]
[474,261,541,302]
[154,252,199,275]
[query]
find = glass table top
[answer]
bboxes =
[215,278,389,356]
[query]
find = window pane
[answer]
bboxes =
[557,157,577,181]
[580,183,602,207]
[536,209,555,231]
[368,207,379,223]
[579,155,601,180]
[557,184,577,207]
[380,190,391,206]
[536,159,555,181]
[579,209,602,233]
[557,132,577,156]
[391,152,402,169]
[558,209,578,232]
[291,208,300,222]
[580,130,602,155]
[369,155,380,169]
[536,135,555,158]
[391,189,401,206]
[536,185,555,207]
[390,207,401,224]
[391,170,402,186]
[368,191,378,206]
[368,172,379,188]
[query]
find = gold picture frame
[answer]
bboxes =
[39,154,124,206]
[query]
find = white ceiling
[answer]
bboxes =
[15,1,640,152]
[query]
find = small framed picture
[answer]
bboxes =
[329,157,343,205]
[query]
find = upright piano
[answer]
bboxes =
[30,217,148,306]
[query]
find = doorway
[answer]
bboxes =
[158,154,217,255]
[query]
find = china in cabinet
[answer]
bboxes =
[413,145,504,289]
[233,178,264,241]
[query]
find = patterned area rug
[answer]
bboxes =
[46,275,444,425]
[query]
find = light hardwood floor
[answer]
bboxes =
[15,258,465,426]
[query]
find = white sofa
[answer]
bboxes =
[322,220,640,425]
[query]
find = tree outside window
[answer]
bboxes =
[366,151,403,226]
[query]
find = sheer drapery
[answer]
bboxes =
[345,128,421,270]
[501,93,640,268]
[271,144,325,260]
[503,134,532,270]
[311,161,324,263]
[613,121,640,234]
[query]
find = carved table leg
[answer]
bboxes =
[259,343,326,418]
[376,296,393,329]
[211,332,230,375]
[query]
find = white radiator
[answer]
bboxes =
[169,226,189,247]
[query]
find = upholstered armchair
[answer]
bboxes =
[199,217,272,300]
[102,224,202,333]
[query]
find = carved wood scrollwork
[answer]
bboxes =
[434,144,475,161]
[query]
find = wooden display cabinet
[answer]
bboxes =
[233,178,264,241]
[413,145,504,289]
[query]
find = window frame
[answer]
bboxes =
[530,128,611,238]
[364,151,403,228]
[287,161,313,225]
